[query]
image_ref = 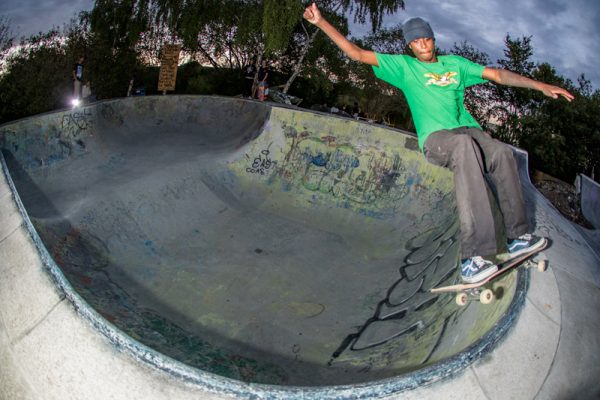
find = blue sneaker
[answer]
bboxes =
[461,256,498,283]
[507,234,545,258]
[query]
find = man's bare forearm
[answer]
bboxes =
[483,67,575,101]
[303,2,377,66]
[494,69,541,90]
[314,19,363,61]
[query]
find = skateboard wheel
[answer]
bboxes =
[537,259,548,272]
[480,289,494,304]
[456,293,468,306]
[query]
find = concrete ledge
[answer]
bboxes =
[578,174,600,229]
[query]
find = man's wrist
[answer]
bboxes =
[314,18,328,30]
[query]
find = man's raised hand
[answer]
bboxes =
[543,84,575,102]
[303,2,321,25]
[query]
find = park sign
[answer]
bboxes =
[158,44,181,92]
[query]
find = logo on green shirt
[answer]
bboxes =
[424,71,458,87]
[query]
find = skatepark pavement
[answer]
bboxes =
[0,96,599,399]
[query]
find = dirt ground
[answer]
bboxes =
[532,170,594,229]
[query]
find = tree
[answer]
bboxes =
[0,30,73,123]
[83,0,152,98]
[347,24,409,126]
[263,0,303,54]
[142,0,406,99]
[0,15,14,52]
[490,34,538,146]
[520,70,600,181]
[281,0,405,93]
[450,41,496,130]
[151,0,259,69]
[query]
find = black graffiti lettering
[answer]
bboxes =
[246,149,274,175]
[61,108,94,138]
[275,134,411,205]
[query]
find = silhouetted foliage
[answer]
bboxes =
[0,15,14,52]
[0,4,597,182]
[0,30,76,122]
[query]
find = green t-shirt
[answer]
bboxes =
[372,53,487,150]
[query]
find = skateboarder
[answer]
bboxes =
[303,3,574,283]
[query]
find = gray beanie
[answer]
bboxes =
[402,17,434,43]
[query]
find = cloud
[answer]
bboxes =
[0,0,94,38]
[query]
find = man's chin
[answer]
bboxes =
[418,54,435,62]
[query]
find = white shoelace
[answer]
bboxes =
[464,256,490,272]
[517,233,533,241]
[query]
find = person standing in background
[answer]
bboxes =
[72,56,85,100]
[257,60,269,101]
[243,62,256,99]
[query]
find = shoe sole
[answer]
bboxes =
[508,237,547,258]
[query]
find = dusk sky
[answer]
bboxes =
[1,0,599,88]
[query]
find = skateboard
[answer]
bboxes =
[431,238,549,306]
[258,82,267,101]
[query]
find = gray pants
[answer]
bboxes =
[423,127,529,259]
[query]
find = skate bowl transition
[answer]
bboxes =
[0,96,534,398]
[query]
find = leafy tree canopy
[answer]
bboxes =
[0,1,597,181]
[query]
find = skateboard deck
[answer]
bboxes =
[431,238,549,305]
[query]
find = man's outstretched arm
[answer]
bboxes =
[482,67,575,102]
[303,2,378,66]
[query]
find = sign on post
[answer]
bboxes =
[158,44,181,93]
